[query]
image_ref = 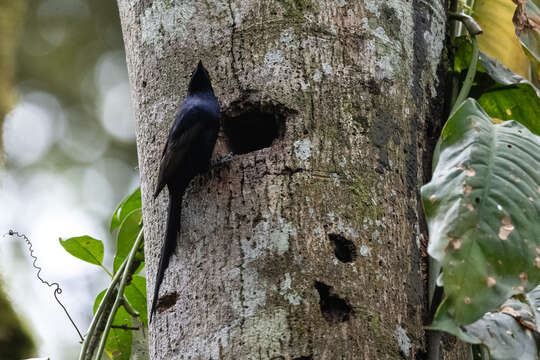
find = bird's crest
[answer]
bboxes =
[188,60,213,95]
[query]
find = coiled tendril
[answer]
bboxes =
[6,229,84,342]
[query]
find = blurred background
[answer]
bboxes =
[0,0,138,358]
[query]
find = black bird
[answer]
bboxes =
[150,61,220,322]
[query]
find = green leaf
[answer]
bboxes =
[453,37,540,135]
[94,289,106,315]
[465,310,537,360]
[110,188,141,232]
[454,36,486,74]
[478,83,540,136]
[477,53,540,136]
[422,99,540,325]
[124,276,147,327]
[93,290,133,360]
[58,236,104,266]
[430,296,539,360]
[501,297,537,333]
[113,209,142,274]
[478,51,532,86]
[525,284,540,332]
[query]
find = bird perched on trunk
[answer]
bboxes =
[150,61,220,322]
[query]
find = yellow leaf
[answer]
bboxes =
[473,0,531,79]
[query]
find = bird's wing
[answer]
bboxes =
[153,107,205,198]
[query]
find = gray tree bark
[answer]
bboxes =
[118,0,466,359]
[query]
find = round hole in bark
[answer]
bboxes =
[314,281,353,323]
[328,234,357,263]
[222,92,293,155]
[157,291,179,312]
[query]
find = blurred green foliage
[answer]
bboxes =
[0,0,27,165]
[15,0,137,170]
[0,277,36,359]
[1,1,139,358]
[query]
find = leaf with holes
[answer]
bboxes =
[58,236,104,266]
[525,284,540,332]
[431,296,538,360]
[94,290,132,360]
[422,99,540,326]
[110,187,141,232]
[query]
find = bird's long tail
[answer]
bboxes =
[149,186,183,322]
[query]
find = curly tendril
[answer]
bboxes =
[6,229,84,342]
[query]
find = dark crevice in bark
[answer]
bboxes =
[415,348,428,360]
[157,292,179,312]
[314,281,353,323]
[293,356,313,360]
[328,234,357,263]
[412,1,450,358]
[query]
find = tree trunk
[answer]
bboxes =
[118,0,466,358]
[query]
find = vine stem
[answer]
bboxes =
[94,229,144,360]
[78,258,128,360]
[451,35,480,115]
[98,261,137,313]
[449,12,482,116]
[6,230,84,342]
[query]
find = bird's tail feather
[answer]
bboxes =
[149,186,184,322]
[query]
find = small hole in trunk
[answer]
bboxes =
[314,281,353,323]
[328,234,357,263]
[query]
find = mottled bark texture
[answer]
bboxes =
[118,0,464,359]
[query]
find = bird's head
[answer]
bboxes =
[188,60,214,95]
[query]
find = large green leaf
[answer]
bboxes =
[113,209,142,273]
[525,284,540,332]
[467,311,538,360]
[58,236,104,266]
[453,36,540,135]
[422,99,540,325]
[429,293,539,360]
[501,298,537,334]
[94,290,132,360]
[478,83,540,135]
[477,53,540,136]
[124,275,147,327]
[110,188,141,232]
